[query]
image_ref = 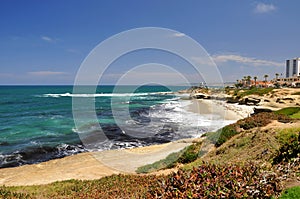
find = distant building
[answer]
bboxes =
[286,58,300,78]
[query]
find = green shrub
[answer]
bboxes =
[275,107,300,117]
[136,141,203,173]
[177,141,202,164]
[238,87,274,98]
[136,151,181,173]
[215,125,238,147]
[0,188,31,199]
[279,186,300,199]
[214,112,292,148]
[150,162,282,198]
[273,131,300,164]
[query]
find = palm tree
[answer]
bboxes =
[253,76,258,87]
[275,73,280,88]
[264,74,269,87]
[246,76,251,87]
[275,73,279,81]
[243,76,247,87]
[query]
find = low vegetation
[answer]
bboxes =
[151,162,282,198]
[1,107,300,198]
[275,107,300,119]
[0,162,283,199]
[136,141,202,173]
[206,112,292,147]
[273,128,300,164]
[228,87,274,98]
[279,186,300,199]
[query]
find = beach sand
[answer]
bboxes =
[187,99,254,120]
[0,99,254,186]
[0,139,196,186]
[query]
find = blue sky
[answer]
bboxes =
[0,0,299,85]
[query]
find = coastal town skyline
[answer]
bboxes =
[1,1,300,85]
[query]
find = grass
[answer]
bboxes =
[275,107,300,119]
[291,111,300,119]
[1,162,284,199]
[273,127,300,164]
[1,107,300,198]
[279,186,300,199]
[1,175,163,198]
[136,141,202,173]
[229,87,274,98]
[275,127,300,145]
[214,125,238,147]
[135,151,181,173]
[240,87,274,97]
[208,112,290,148]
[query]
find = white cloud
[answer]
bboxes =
[191,56,215,66]
[28,71,67,76]
[171,32,186,37]
[212,54,283,67]
[254,3,276,14]
[41,36,55,42]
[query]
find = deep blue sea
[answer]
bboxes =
[0,85,227,168]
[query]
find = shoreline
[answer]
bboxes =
[186,99,254,121]
[0,97,254,186]
[0,138,198,186]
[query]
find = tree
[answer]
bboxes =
[246,76,251,87]
[275,73,279,81]
[254,76,258,87]
[264,74,269,87]
[235,80,243,88]
[243,76,247,87]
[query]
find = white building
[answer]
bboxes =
[286,57,300,78]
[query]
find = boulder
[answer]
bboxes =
[239,97,261,106]
[226,97,239,103]
[252,107,273,114]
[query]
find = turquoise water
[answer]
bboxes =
[0,85,193,168]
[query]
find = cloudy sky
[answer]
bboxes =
[0,0,299,85]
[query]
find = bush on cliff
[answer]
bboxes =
[213,112,292,147]
[136,141,203,173]
[273,129,300,164]
[150,162,282,198]
[275,107,300,119]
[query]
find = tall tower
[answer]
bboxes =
[286,58,300,78]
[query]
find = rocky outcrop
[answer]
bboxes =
[192,93,211,99]
[238,97,261,106]
[252,107,273,114]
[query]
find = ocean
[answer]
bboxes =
[0,85,228,168]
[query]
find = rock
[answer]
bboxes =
[239,97,261,106]
[252,107,273,114]
[226,97,239,103]
[192,93,212,99]
[282,97,294,101]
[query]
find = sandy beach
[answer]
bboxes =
[187,99,254,120]
[0,98,254,186]
[0,138,198,186]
